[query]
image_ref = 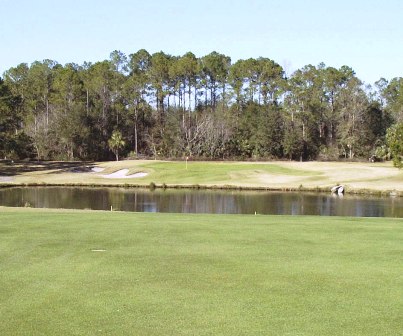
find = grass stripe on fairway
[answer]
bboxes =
[0,208,402,335]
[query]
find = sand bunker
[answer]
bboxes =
[0,176,13,182]
[70,166,103,173]
[91,167,105,173]
[100,169,148,179]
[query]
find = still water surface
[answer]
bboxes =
[1,187,403,217]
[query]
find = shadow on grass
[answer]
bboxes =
[0,160,95,177]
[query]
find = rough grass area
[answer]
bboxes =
[1,159,403,193]
[0,208,401,335]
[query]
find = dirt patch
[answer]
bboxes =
[273,161,402,190]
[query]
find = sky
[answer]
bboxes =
[1,0,402,84]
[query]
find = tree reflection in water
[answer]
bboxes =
[0,187,402,218]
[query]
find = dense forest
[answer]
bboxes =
[1,50,402,164]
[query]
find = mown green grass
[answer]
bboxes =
[0,160,320,187]
[2,160,403,194]
[135,161,317,186]
[0,208,401,335]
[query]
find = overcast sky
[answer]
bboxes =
[1,0,402,84]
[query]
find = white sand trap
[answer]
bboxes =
[100,169,148,179]
[91,167,105,173]
[0,176,13,182]
[91,249,106,252]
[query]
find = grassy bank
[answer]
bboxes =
[0,207,402,335]
[1,159,403,194]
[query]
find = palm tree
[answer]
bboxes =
[108,130,125,161]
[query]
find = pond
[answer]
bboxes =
[1,187,403,217]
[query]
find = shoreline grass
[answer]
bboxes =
[0,207,402,335]
[0,183,400,197]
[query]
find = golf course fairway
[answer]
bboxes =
[0,207,401,335]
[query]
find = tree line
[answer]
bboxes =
[1,49,402,164]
